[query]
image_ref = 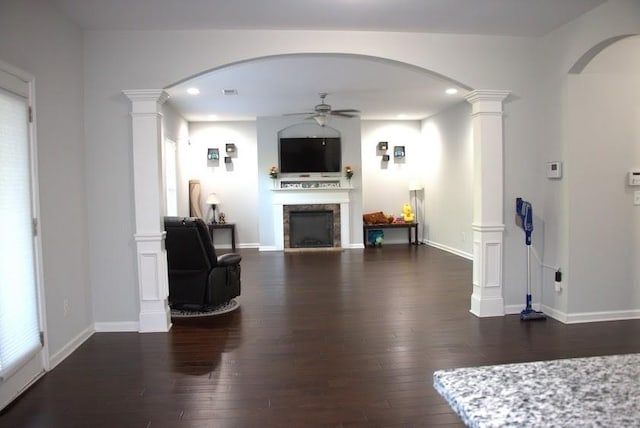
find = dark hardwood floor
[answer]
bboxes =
[2,245,640,427]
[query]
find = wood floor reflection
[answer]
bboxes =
[2,245,640,427]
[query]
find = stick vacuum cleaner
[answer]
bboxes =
[516,198,546,321]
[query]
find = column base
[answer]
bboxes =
[470,291,505,317]
[139,300,172,332]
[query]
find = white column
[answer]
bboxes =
[465,90,510,317]
[123,89,171,332]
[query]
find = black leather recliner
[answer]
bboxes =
[164,216,241,310]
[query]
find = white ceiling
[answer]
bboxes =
[50,0,606,122]
[166,55,472,122]
[51,0,605,36]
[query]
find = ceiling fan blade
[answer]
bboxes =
[331,109,360,114]
[283,112,314,116]
[330,111,359,118]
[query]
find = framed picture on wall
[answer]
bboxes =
[394,146,405,157]
[207,148,219,160]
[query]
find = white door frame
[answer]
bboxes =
[0,59,48,410]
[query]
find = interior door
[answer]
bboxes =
[0,65,45,411]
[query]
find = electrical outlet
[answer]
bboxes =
[63,299,69,317]
[634,191,640,206]
[461,232,466,242]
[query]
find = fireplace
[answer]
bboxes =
[289,211,333,248]
[270,185,352,251]
[283,204,341,249]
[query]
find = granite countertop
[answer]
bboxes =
[433,353,640,427]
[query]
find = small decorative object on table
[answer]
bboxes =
[217,212,226,224]
[269,166,279,179]
[402,203,415,222]
[345,165,354,180]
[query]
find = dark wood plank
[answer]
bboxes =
[2,245,640,427]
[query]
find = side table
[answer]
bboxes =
[208,223,236,251]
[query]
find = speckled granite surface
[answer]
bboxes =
[433,353,640,428]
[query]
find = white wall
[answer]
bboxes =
[361,121,424,244]
[161,102,189,219]
[421,102,473,258]
[183,121,259,247]
[0,0,92,358]
[565,36,640,318]
[539,0,640,320]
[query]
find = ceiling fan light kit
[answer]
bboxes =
[313,114,329,127]
[285,92,360,126]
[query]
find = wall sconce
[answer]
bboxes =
[225,143,236,153]
[207,148,219,160]
[394,146,405,157]
[377,141,388,151]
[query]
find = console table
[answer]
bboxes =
[208,223,236,251]
[363,222,419,246]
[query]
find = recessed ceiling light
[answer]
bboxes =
[445,88,458,95]
[222,89,238,96]
[187,87,200,95]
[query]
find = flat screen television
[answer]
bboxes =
[279,137,341,173]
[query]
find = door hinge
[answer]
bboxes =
[39,331,45,346]
[28,106,33,123]
[32,218,38,236]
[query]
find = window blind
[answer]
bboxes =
[0,86,41,382]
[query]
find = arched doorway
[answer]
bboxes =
[124,54,511,332]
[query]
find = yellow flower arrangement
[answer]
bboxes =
[345,165,354,180]
[269,166,279,179]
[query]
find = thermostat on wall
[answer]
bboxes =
[629,170,640,186]
[546,161,562,179]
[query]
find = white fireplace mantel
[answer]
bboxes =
[271,187,352,250]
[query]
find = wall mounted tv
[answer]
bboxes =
[278,137,342,173]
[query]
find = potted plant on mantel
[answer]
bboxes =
[345,165,354,182]
[269,166,279,188]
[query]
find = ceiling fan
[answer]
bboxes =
[286,92,360,126]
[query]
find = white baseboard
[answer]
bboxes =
[48,325,94,370]
[505,303,640,324]
[94,321,139,332]
[564,309,640,324]
[349,243,365,249]
[425,240,473,260]
[539,305,568,323]
[259,245,279,251]
[237,243,260,249]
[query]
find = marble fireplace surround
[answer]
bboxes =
[271,186,351,251]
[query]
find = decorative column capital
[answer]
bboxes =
[465,89,511,104]
[122,89,169,114]
[465,90,511,115]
